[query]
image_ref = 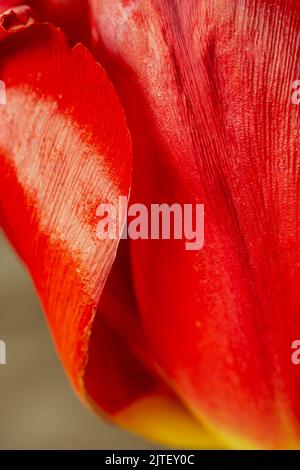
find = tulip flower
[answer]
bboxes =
[0,0,299,450]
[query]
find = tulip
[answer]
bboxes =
[0,0,299,450]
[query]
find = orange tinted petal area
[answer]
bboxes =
[0,21,131,407]
[0,18,218,448]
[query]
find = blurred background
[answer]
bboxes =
[0,232,155,449]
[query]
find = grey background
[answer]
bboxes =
[0,232,153,449]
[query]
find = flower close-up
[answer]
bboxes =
[0,0,300,451]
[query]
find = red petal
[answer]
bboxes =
[0,1,92,46]
[0,1,21,13]
[0,21,132,405]
[85,240,217,448]
[0,5,36,39]
[91,0,300,448]
[29,0,93,46]
[0,18,216,448]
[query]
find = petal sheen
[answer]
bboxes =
[0,16,218,448]
[0,20,133,413]
[91,0,300,449]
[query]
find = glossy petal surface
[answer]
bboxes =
[0,20,132,408]
[91,0,300,448]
